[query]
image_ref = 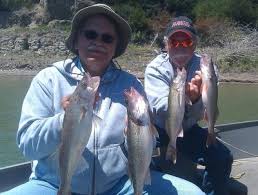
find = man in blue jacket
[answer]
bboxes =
[145,16,233,195]
[2,5,204,195]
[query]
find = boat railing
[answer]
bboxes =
[214,120,258,132]
[0,161,31,192]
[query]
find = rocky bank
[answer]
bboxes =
[0,10,257,83]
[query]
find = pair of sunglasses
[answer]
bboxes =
[81,30,115,44]
[169,39,193,48]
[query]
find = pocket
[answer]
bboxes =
[94,144,128,192]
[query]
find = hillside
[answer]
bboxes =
[0,1,257,82]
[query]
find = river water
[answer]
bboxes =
[0,76,258,168]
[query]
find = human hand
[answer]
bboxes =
[61,95,71,111]
[185,71,202,103]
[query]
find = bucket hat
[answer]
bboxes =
[66,3,131,58]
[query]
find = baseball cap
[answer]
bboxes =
[165,16,197,38]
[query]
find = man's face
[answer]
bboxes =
[167,31,196,68]
[75,15,118,76]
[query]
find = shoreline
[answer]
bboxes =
[0,69,258,83]
[0,69,39,77]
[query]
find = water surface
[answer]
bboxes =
[0,76,258,168]
[217,83,258,124]
[0,76,32,168]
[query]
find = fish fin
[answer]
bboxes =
[152,147,160,157]
[203,109,208,121]
[124,115,128,135]
[151,124,160,157]
[206,131,217,147]
[214,127,219,133]
[202,83,209,93]
[79,106,86,122]
[93,92,100,108]
[216,106,219,120]
[124,126,128,138]
[126,164,132,181]
[92,113,102,132]
[74,155,89,174]
[150,123,159,138]
[178,128,184,138]
[57,187,71,195]
[90,76,100,92]
[185,95,192,105]
[166,142,177,164]
[144,169,151,185]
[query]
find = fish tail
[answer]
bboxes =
[144,169,151,185]
[57,188,71,195]
[57,190,72,195]
[133,185,143,195]
[165,142,177,164]
[206,131,217,147]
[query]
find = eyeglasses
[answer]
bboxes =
[81,30,115,44]
[169,39,194,48]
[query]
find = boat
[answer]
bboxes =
[0,120,257,194]
[0,161,31,193]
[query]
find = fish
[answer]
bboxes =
[200,54,219,147]
[165,67,187,164]
[124,87,154,195]
[57,72,100,195]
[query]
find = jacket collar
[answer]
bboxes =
[69,57,121,83]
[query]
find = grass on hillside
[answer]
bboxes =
[196,19,258,73]
[1,20,257,74]
[116,44,158,73]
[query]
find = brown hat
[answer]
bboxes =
[66,3,131,58]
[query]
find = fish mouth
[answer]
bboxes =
[124,87,135,100]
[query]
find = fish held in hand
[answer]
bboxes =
[58,73,100,195]
[124,87,154,195]
[165,67,187,164]
[200,54,218,147]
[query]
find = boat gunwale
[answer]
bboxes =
[1,120,258,169]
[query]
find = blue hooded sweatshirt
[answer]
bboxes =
[17,57,145,194]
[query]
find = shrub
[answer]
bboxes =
[165,0,196,18]
[113,3,150,43]
[193,0,258,27]
[0,0,38,11]
[196,19,258,72]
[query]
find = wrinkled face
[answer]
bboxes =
[75,15,118,76]
[166,31,196,68]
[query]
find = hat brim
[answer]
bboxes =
[167,29,195,38]
[66,4,131,58]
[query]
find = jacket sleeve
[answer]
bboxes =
[144,63,170,129]
[17,71,64,160]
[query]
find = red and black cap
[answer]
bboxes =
[165,16,197,38]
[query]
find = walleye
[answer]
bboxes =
[124,87,154,195]
[166,67,187,164]
[200,54,218,147]
[58,73,100,195]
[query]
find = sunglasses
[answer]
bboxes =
[169,39,194,48]
[81,30,115,44]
